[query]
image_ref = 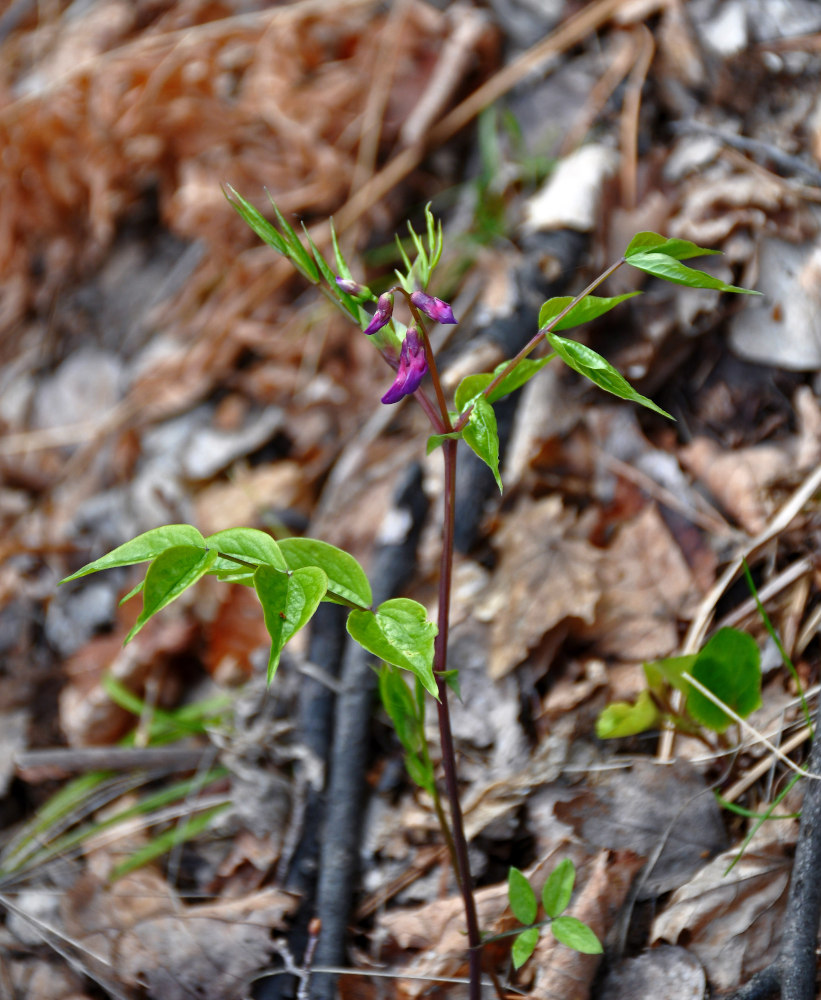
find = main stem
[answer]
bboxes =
[435,438,482,999]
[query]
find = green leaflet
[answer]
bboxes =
[538,292,641,332]
[347,598,438,698]
[508,867,537,925]
[542,858,575,919]
[62,524,205,583]
[463,396,503,492]
[126,546,217,643]
[278,537,372,609]
[255,565,328,682]
[546,332,672,419]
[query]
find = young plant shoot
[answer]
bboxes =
[61,189,758,997]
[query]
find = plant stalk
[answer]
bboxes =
[434,438,482,1000]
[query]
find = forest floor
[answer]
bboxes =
[3,1,821,998]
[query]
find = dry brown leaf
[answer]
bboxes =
[476,495,601,679]
[650,839,794,990]
[576,503,700,661]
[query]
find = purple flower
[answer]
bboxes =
[363,292,394,335]
[381,326,428,404]
[335,276,368,297]
[410,290,457,325]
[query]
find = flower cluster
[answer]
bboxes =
[342,281,457,404]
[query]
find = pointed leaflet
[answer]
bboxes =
[301,223,363,322]
[126,546,217,643]
[550,916,602,954]
[62,525,205,583]
[426,429,463,455]
[265,191,319,283]
[511,928,539,969]
[625,251,759,294]
[546,332,672,418]
[454,357,553,413]
[508,867,537,925]
[205,527,288,574]
[624,231,721,260]
[255,565,327,682]
[542,859,575,918]
[223,185,288,255]
[463,396,503,492]
[278,537,372,608]
[685,627,762,733]
[538,292,641,333]
[347,598,438,698]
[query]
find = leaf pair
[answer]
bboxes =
[507,861,602,967]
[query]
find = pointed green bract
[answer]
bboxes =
[205,527,288,574]
[508,867,537,924]
[347,598,438,698]
[61,524,206,583]
[538,292,641,333]
[255,564,327,682]
[224,184,289,256]
[550,916,602,954]
[126,546,217,643]
[463,396,503,492]
[278,537,372,608]
[546,332,673,419]
[511,927,539,969]
[685,627,762,733]
[301,223,362,322]
[624,231,720,260]
[265,191,319,283]
[542,858,575,918]
[625,251,759,294]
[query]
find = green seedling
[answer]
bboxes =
[59,187,757,998]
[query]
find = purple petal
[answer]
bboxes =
[381,326,428,404]
[363,291,394,335]
[410,290,457,325]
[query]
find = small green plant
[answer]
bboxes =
[59,186,758,997]
[596,627,763,742]
[506,861,602,967]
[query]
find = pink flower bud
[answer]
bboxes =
[409,291,457,325]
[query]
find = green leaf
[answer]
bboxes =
[454,357,553,415]
[255,565,327,682]
[625,251,760,294]
[278,537,372,609]
[538,292,641,332]
[508,867,537,925]
[643,654,697,697]
[62,524,206,583]
[463,396,503,492]
[550,916,602,954]
[265,192,319,283]
[542,859,575,918]
[404,750,436,794]
[330,218,353,281]
[511,928,540,969]
[347,598,438,698]
[379,665,422,752]
[119,579,145,605]
[685,627,762,733]
[205,527,288,574]
[426,430,463,454]
[595,689,662,739]
[546,332,673,419]
[624,232,720,260]
[126,546,217,643]
[224,184,288,255]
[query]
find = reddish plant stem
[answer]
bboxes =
[434,437,482,1000]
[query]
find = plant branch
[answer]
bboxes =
[454,257,626,433]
